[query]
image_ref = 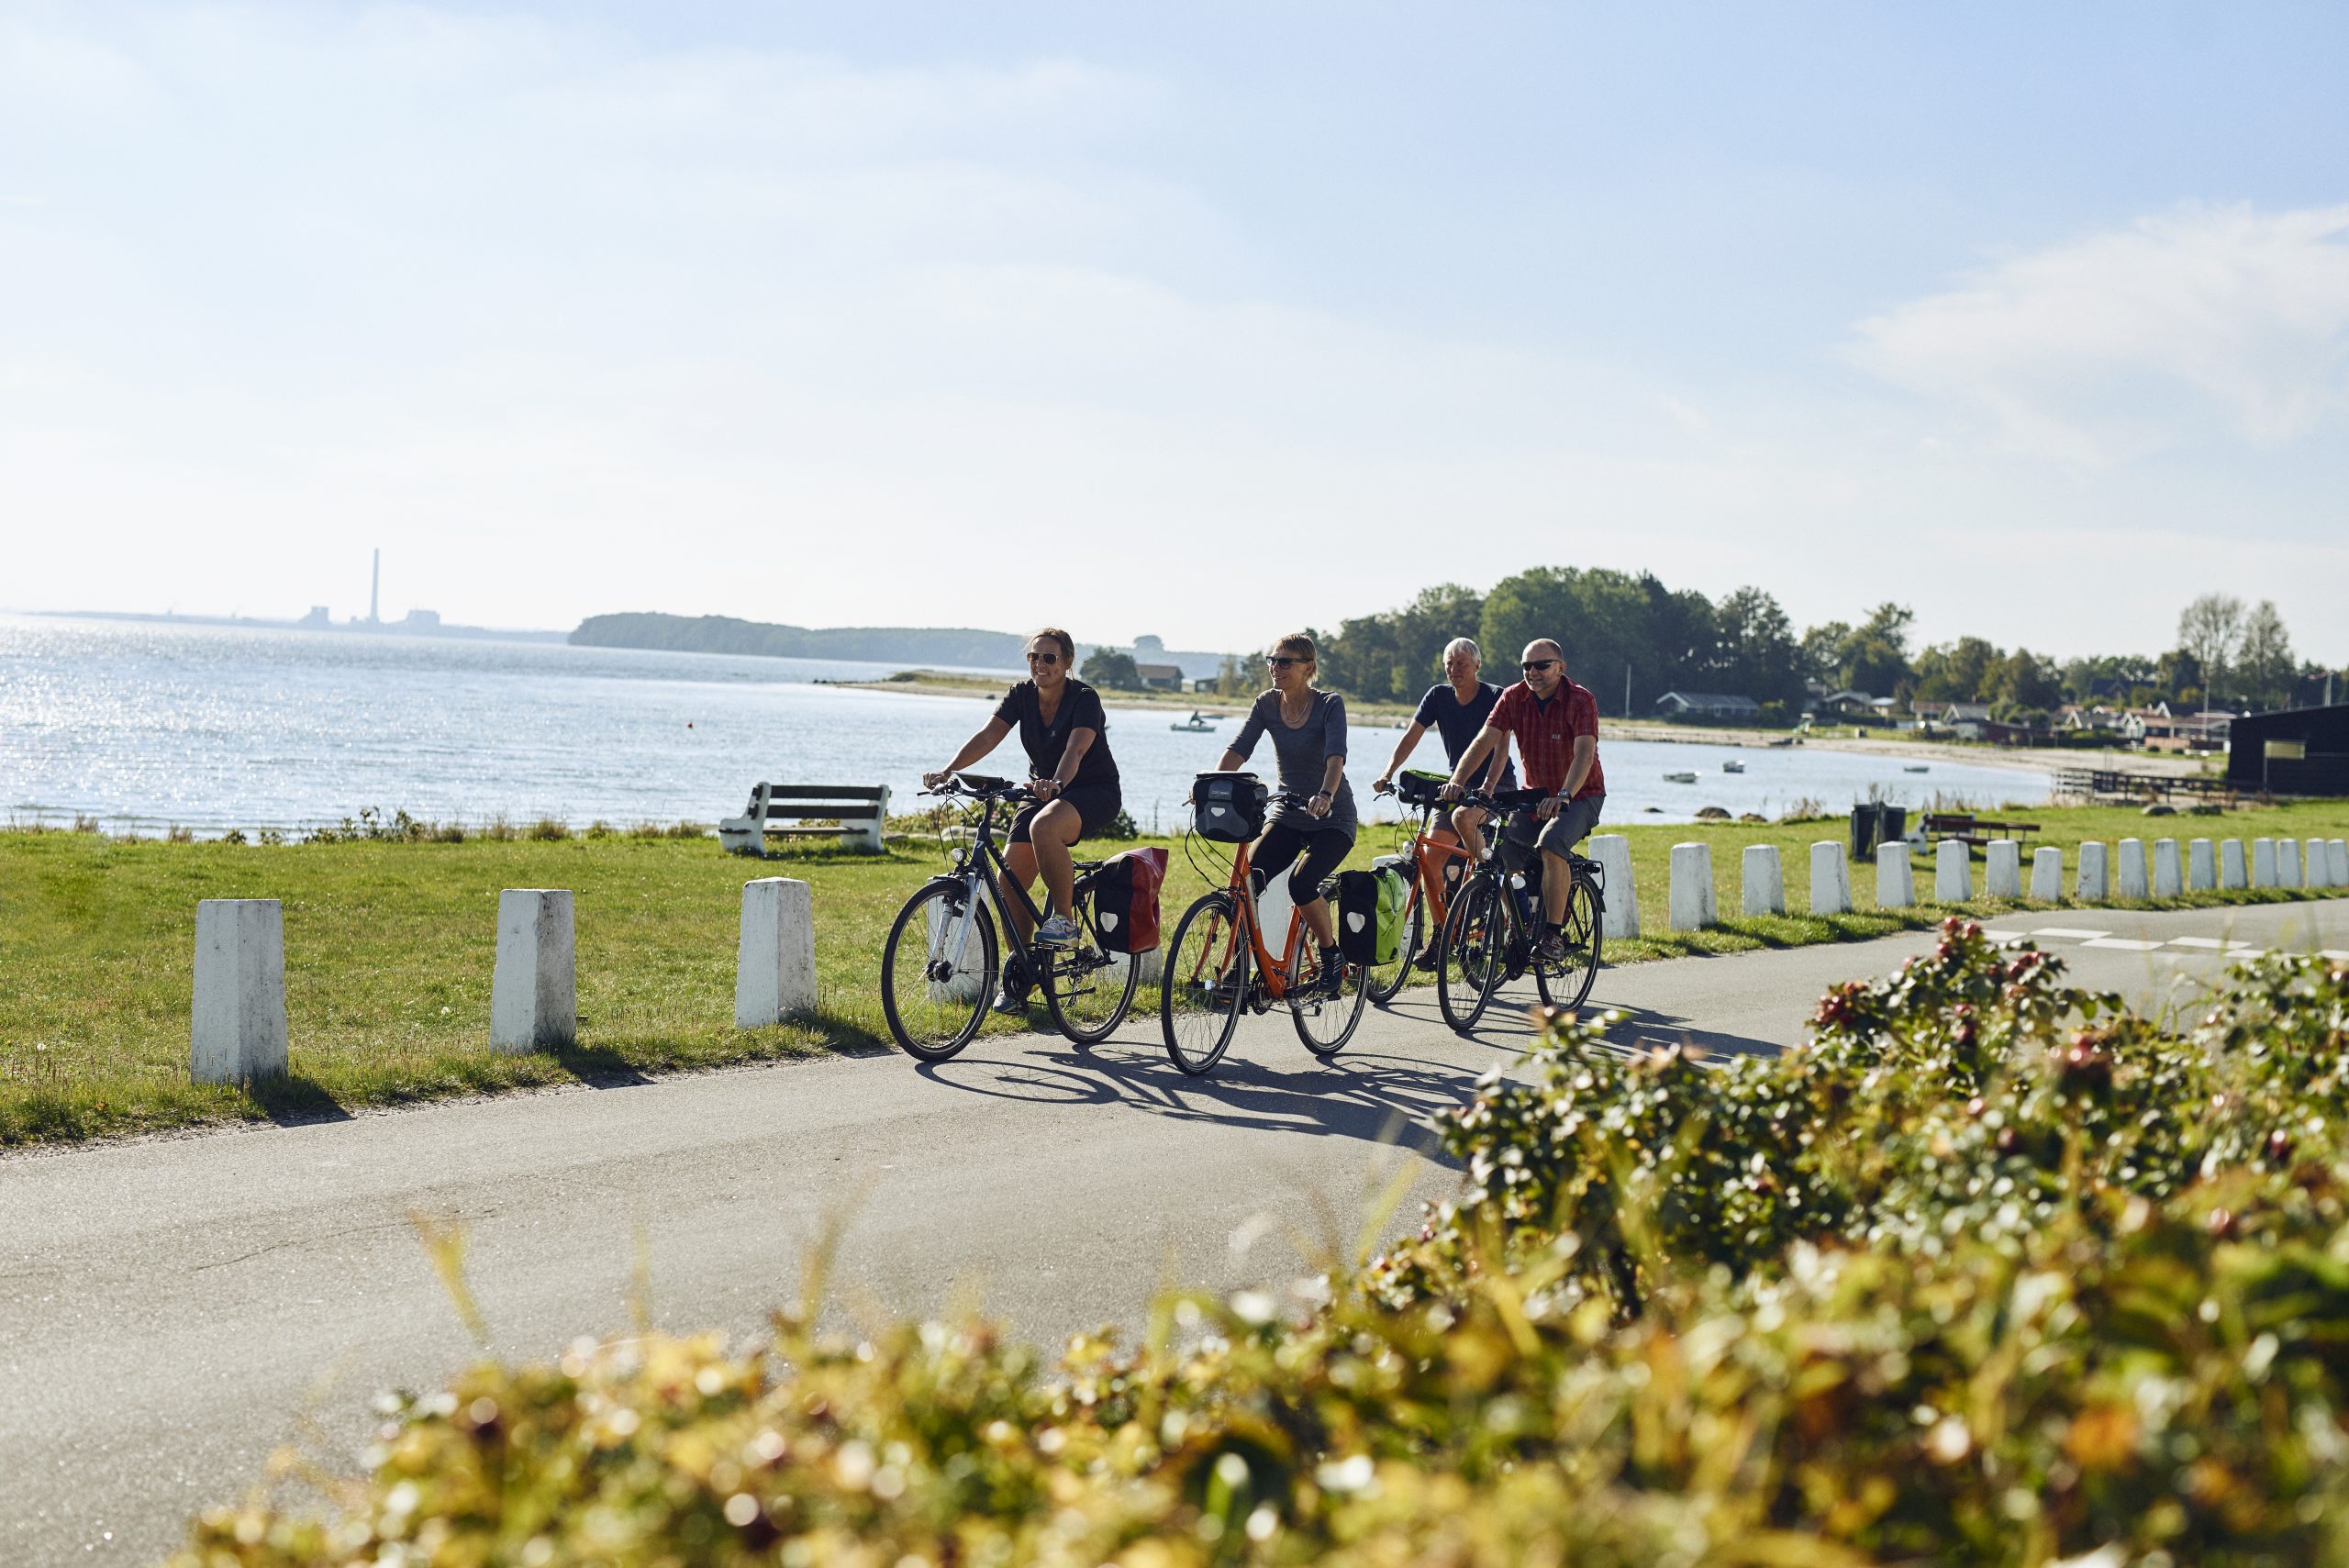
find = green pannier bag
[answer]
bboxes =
[1335,863,1408,966]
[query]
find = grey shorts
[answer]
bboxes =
[1503,793,1604,864]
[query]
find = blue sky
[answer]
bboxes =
[4,2,2344,661]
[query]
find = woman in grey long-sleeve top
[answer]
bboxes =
[1215,631,1355,994]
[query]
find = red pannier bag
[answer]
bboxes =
[1089,846,1169,953]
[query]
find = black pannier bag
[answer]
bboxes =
[1190,772,1268,844]
[1333,864,1406,965]
[1395,769,1450,808]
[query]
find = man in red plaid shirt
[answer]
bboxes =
[1440,639,1606,963]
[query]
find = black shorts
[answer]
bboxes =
[1008,783,1122,846]
[1502,793,1604,865]
[1251,818,1356,905]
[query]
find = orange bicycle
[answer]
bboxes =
[1161,786,1368,1075]
[1364,772,1495,1006]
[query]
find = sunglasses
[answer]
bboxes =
[1265,655,1307,669]
[1027,651,1062,665]
[1521,659,1559,672]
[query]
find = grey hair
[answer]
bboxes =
[1442,637,1480,662]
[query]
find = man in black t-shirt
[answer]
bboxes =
[1372,637,1515,862]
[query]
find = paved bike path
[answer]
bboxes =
[6,897,2345,1563]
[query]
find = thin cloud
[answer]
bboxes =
[1848,203,2349,463]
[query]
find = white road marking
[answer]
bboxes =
[2082,937,2164,951]
[1982,929,2034,942]
[2033,927,2112,940]
[2323,950,2349,962]
[2167,937,2226,950]
[2230,949,2267,960]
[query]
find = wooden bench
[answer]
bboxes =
[718,784,891,855]
[1919,812,2041,851]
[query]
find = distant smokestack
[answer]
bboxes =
[370,549,380,625]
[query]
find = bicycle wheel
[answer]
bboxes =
[881,879,997,1062]
[1541,873,1603,1013]
[1436,876,1508,1034]
[1042,918,1141,1044]
[1364,884,1425,1006]
[1287,932,1368,1058]
[1162,891,1248,1076]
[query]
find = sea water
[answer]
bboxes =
[0,615,2049,835]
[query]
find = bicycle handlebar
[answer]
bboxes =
[919,773,1036,802]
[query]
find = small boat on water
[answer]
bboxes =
[1663,771,1698,784]
[1721,759,1746,773]
[1169,712,1216,733]
[1903,763,1931,773]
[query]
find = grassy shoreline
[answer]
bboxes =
[6,800,2347,1150]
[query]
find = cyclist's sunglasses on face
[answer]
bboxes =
[1265,655,1306,669]
[1028,650,1061,666]
[1521,658,1559,673]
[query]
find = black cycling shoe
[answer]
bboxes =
[994,957,1031,1015]
[1314,948,1349,998]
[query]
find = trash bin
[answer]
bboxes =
[1879,805,1907,845]
[1851,803,1880,860]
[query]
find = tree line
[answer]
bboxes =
[1139,573,2332,724]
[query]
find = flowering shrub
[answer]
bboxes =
[173,924,2349,1567]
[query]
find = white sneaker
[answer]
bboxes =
[1034,914,1081,950]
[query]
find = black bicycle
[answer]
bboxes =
[1434,785,1605,1032]
[880,773,1141,1061]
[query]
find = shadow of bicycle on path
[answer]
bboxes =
[914,1025,1485,1168]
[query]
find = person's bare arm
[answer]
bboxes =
[926,717,1013,787]
[1033,728,1097,802]
[1537,737,1598,819]
[1442,725,1502,796]
[1374,721,1427,792]
[1479,733,1510,792]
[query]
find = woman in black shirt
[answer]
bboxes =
[926,628,1121,982]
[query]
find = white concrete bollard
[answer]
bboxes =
[2153,839,2182,898]
[1809,840,1852,916]
[2222,839,2248,890]
[1669,842,1716,930]
[2076,841,2110,902]
[1587,834,1640,940]
[2189,838,2216,892]
[2332,840,2349,888]
[2278,838,2302,889]
[2252,838,2277,888]
[1108,946,1164,989]
[191,899,289,1084]
[2031,845,2064,902]
[491,889,576,1052]
[2115,839,2148,901]
[1934,840,1971,902]
[2304,840,2332,890]
[1876,840,1915,908]
[1741,843,1785,917]
[736,877,817,1028]
[1985,840,2021,900]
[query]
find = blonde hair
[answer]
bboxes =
[1030,627,1075,664]
[1272,631,1317,665]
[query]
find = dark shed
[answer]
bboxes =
[2226,705,2349,796]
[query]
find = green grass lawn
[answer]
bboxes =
[5,799,2346,1148]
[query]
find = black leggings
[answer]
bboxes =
[1250,820,1355,906]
